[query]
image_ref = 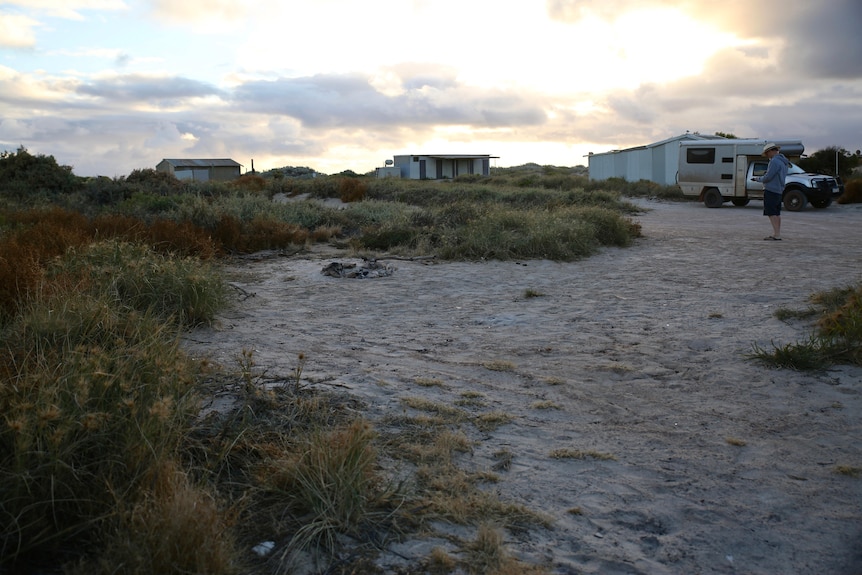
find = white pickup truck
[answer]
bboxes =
[678,139,839,211]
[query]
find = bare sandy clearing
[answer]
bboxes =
[184,198,862,575]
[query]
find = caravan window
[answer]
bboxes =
[686,148,715,164]
[752,161,768,177]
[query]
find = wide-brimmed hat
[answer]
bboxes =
[762,143,780,155]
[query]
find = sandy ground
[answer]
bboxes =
[183,198,862,575]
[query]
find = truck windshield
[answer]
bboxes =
[788,163,807,174]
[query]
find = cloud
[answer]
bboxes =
[1,0,127,20]
[0,12,38,47]
[548,0,862,80]
[148,0,258,32]
[779,1,862,78]
[546,0,661,21]
[565,35,862,153]
[232,72,547,129]
[1,0,128,49]
[76,74,224,105]
[1,0,859,176]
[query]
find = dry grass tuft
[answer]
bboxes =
[415,377,446,388]
[427,546,458,574]
[483,360,516,372]
[834,465,861,478]
[401,396,468,422]
[837,179,862,204]
[69,461,239,575]
[530,400,560,410]
[462,524,551,575]
[465,524,508,574]
[475,411,515,432]
[549,448,616,461]
[492,449,514,472]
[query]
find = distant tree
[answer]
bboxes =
[0,146,80,197]
[262,166,318,179]
[797,147,861,179]
[714,132,738,139]
[334,169,361,178]
[125,168,185,193]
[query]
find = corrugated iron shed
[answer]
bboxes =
[160,159,241,168]
[587,133,728,185]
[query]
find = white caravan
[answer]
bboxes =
[677,139,839,211]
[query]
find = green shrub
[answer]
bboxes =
[47,240,227,326]
[433,204,638,261]
[125,168,186,194]
[83,176,133,206]
[359,226,419,250]
[575,205,642,246]
[0,146,81,198]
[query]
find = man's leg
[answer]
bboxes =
[769,215,781,238]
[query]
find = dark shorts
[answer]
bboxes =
[763,192,782,216]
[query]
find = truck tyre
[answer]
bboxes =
[783,189,807,211]
[703,188,724,208]
[810,196,832,209]
[731,198,750,207]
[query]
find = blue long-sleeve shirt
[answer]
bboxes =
[761,153,790,194]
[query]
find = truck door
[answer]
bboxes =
[734,156,747,196]
[747,160,767,193]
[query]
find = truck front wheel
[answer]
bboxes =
[731,197,750,207]
[783,189,807,211]
[703,188,724,208]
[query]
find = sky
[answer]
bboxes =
[1,0,861,177]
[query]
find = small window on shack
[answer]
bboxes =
[686,148,715,164]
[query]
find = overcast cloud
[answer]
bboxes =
[0,0,860,175]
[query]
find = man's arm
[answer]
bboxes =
[761,158,780,185]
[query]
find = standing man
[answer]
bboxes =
[753,142,790,240]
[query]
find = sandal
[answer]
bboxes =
[764,236,782,241]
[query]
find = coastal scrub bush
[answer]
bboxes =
[0,294,201,566]
[46,240,227,326]
[0,146,81,199]
[0,235,232,571]
[68,461,238,575]
[125,168,186,194]
[751,283,862,368]
[575,206,642,246]
[838,179,862,204]
[434,204,636,261]
[230,173,267,192]
[339,177,367,203]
